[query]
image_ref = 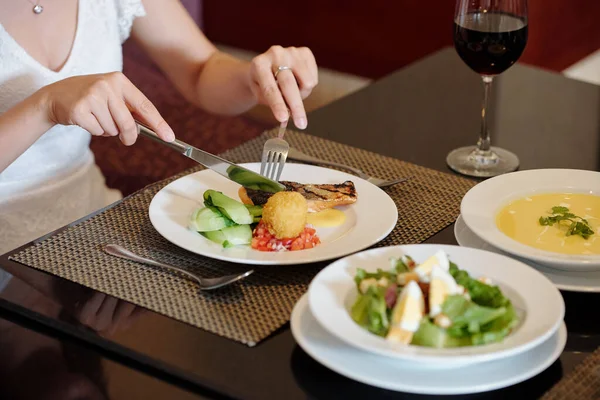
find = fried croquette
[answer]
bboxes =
[262,191,307,239]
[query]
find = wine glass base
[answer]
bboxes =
[446,146,519,178]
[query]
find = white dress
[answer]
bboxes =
[0,0,146,290]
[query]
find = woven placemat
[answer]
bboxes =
[9,129,475,346]
[542,348,600,399]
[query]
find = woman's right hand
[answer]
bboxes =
[40,72,175,145]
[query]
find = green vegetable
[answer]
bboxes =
[192,190,260,248]
[443,295,507,338]
[189,206,234,232]
[245,204,263,223]
[441,293,471,319]
[441,295,517,345]
[226,166,283,193]
[412,320,471,348]
[350,256,519,348]
[539,206,595,239]
[245,204,263,217]
[200,225,252,248]
[449,262,509,308]
[354,268,396,290]
[471,303,518,346]
[203,190,253,225]
[390,256,411,274]
[350,286,389,337]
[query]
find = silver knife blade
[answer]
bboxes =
[136,122,286,192]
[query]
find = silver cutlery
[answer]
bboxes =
[136,121,285,192]
[260,119,290,181]
[103,244,253,290]
[287,147,411,188]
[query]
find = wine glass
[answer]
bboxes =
[447,0,528,177]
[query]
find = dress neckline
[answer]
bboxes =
[0,0,83,75]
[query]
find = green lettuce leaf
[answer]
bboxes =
[390,255,413,274]
[350,286,390,337]
[449,262,509,308]
[442,295,517,344]
[411,319,471,348]
[470,302,519,345]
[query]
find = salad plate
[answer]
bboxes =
[148,163,398,265]
[292,294,567,395]
[307,244,564,366]
[455,214,600,293]
[461,169,600,271]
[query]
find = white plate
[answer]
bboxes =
[292,294,567,395]
[307,244,564,366]
[461,169,600,271]
[148,163,398,265]
[455,214,600,293]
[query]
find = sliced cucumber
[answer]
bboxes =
[201,225,253,248]
[203,190,253,225]
[190,206,233,232]
[201,230,226,244]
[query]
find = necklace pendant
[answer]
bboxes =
[33,4,43,14]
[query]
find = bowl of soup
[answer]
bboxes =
[461,169,600,271]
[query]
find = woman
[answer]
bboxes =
[0,0,318,278]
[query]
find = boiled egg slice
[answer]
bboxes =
[429,264,460,317]
[413,250,450,283]
[386,281,424,344]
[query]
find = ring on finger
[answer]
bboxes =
[274,65,292,80]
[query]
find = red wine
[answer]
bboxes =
[454,12,528,75]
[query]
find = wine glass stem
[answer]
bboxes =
[478,75,493,152]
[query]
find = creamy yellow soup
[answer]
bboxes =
[495,193,600,255]
[306,208,346,228]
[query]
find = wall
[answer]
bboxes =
[202,1,600,79]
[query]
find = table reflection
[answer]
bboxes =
[0,262,144,337]
[0,316,108,399]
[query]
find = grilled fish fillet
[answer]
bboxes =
[239,181,357,212]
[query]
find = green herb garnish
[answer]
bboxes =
[539,206,595,239]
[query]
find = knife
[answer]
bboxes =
[136,122,286,193]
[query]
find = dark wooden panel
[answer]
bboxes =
[520,1,600,71]
[203,0,455,78]
[203,1,600,79]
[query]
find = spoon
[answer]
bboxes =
[103,244,253,290]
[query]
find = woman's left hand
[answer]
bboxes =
[249,46,318,129]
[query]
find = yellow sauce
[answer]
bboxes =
[306,209,346,228]
[495,193,600,255]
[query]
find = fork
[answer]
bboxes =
[260,119,290,181]
[287,147,410,188]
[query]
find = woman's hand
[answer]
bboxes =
[249,46,318,129]
[41,72,175,145]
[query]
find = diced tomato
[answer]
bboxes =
[251,220,321,252]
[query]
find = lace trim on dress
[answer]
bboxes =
[115,0,146,43]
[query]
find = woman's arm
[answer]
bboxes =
[0,91,55,173]
[0,73,173,174]
[131,0,318,129]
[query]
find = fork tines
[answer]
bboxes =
[260,138,289,181]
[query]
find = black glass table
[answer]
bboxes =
[1,47,599,400]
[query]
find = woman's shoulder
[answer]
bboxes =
[110,0,146,43]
